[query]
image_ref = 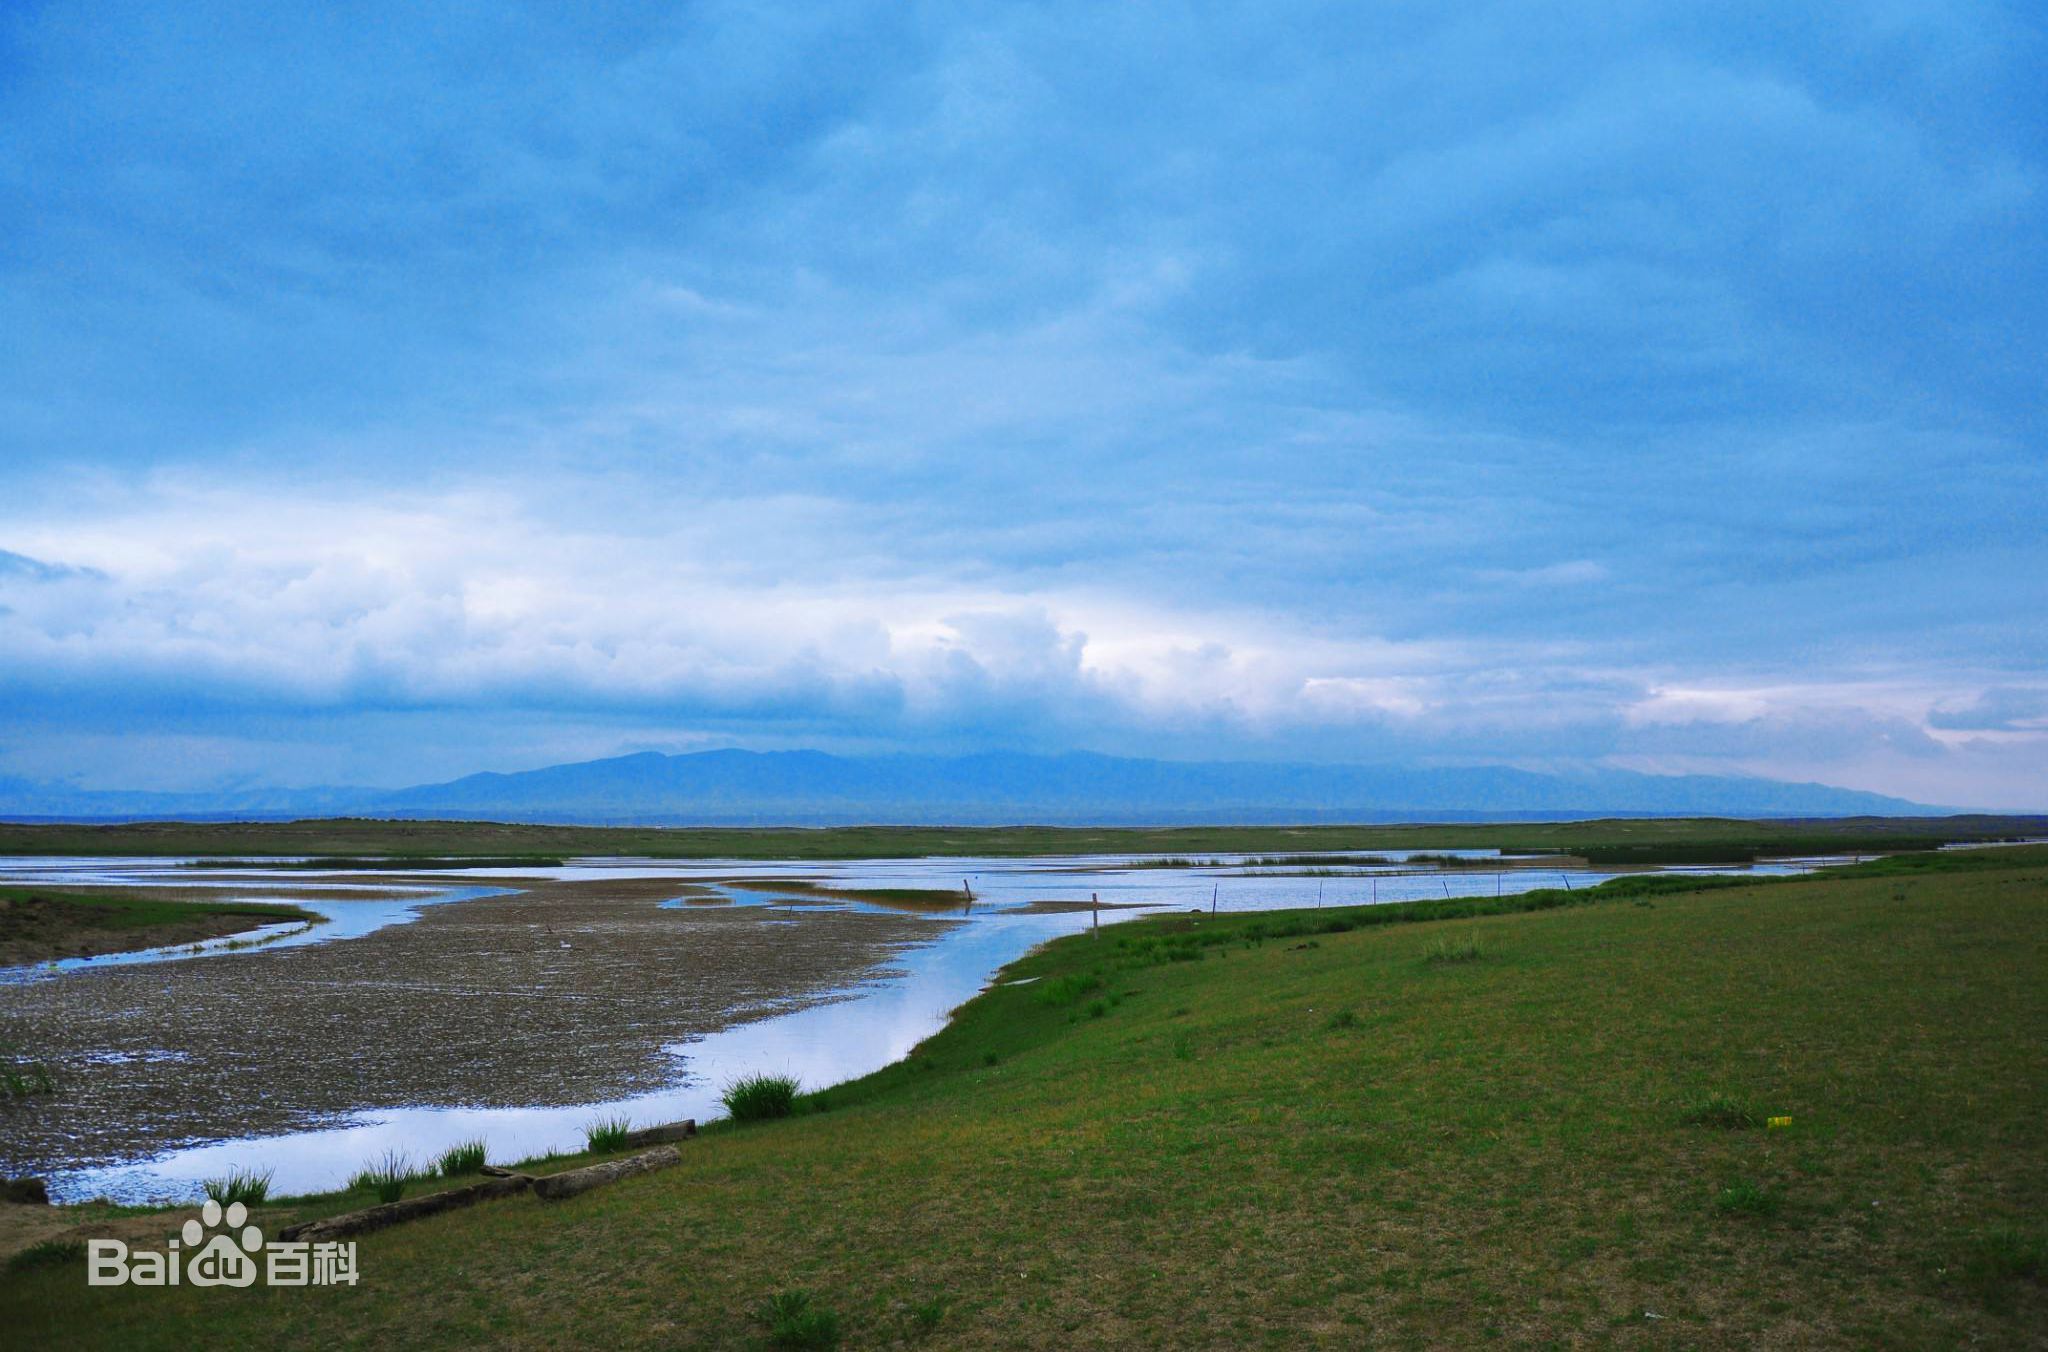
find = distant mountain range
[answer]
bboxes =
[0,749,1940,824]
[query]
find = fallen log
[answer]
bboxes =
[531,1146,682,1201]
[619,1119,696,1149]
[278,1175,533,1243]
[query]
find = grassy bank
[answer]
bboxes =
[0,889,321,967]
[0,812,2040,862]
[4,850,2044,1347]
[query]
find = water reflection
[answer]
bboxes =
[0,850,1831,1202]
[0,886,513,986]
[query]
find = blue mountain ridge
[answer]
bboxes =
[0,750,1944,824]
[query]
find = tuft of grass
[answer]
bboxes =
[584,1116,632,1153]
[1032,969,1104,1007]
[436,1139,488,1177]
[1683,1096,1760,1130]
[723,1073,800,1123]
[1324,1008,1360,1031]
[351,1151,414,1204]
[0,1041,58,1099]
[908,1297,947,1334]
[1714,1179,1783,1217]
[1960,1226,2045,1285]
[755,1289,841,1349]
[1422,934,1486,965]
[6,1240,85,1273]
[200,1168,272,1207]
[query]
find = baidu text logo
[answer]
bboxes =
[88,1199,358,1287]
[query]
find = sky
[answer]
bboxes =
[1,2,2043,808]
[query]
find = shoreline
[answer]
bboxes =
[0,889,322,969]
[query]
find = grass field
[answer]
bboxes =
[0,888,321,966]
[0,812,2041,862]
[3,850,2044,1347]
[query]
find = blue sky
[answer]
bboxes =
[2,2,2043,807]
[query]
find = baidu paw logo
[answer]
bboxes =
[182,1198,263,1288]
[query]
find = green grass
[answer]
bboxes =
[0,813,2038,861]
[200,1168,272,1207]
[436,1140,489,1177]
[193,856,567,871]
[906,1296,947,1334]
[755,1289,841,1349]
[0,887,321,967]
[1713,1179,1783,1217]
[0,1039,58,1098]
[1683,1096,1761,1130]
[5,1240,85,1274]
[722,1074,800,1123]
[1031,969,1104,1007]
[7,846,2045,1347]
[1420,933,1485,964]
[0,886,317,932]
[584,1116,632,1153]
[349,1151,415,1205]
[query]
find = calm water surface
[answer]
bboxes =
[0,851,1823,1201]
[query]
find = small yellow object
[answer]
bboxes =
[1767,1116,1792,1129]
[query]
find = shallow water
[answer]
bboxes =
[51,906,1067,1202]
[0,884,511,986]
[0,851,1824,1202]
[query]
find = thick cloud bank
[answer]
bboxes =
[1,4,2041,806]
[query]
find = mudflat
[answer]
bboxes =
[0,874,954,1182]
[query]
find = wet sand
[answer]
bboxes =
[0,875,955,1184]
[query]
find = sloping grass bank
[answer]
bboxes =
[5,852,2044,1347]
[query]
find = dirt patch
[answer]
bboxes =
[0,875,956,1186]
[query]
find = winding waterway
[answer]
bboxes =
[0,851,1827,1202]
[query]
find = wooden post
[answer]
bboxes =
[1211,883,1217,915]
[1317,879,1324,909]
[1091,892,1099,933]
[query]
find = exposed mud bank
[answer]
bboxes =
[0,875,952,1181]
